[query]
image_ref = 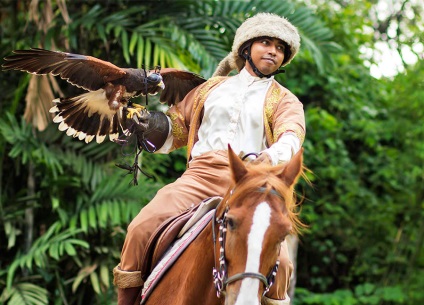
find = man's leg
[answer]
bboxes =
[263,240,293,305]
[113,151,231,305]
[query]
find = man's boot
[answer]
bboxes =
[117,287,142,305]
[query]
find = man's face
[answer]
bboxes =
[245,37,286,76]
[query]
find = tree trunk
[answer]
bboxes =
[24,161,35,254]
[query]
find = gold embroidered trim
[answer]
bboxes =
[167,111,187,143]
[264,84,281,145]
[274,124,305,144]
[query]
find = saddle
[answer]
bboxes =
[140,196,222,281]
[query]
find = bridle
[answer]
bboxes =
[211,187,282,298]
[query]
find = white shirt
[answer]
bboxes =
[159,68,300,165]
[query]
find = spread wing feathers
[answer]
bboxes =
[49,90,126,144]
[3,48,206,144]
[160,68,206,106]
[2,48,126,91]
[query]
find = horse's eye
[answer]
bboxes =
[227,218,236,231]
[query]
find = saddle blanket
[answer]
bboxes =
[140,197,221,303]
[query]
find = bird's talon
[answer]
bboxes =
[126,107,144,119]
[132,103,145,110]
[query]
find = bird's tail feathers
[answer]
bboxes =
[49,90,124,143]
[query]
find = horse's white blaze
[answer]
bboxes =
[234,202,271,305]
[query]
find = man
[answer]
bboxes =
[113,12,305,305]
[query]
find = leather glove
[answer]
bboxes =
[128,110,169,152]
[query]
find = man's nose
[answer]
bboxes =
[268,45,277,55]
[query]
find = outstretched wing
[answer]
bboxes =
[2,48,127,91]
[2,48,205,144]
[160,68,206,106]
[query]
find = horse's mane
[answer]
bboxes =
[224,162,305,235]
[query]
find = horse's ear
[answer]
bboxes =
[228,144,248,183]
[280,148,304,187]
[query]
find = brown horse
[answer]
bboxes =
[143,146,304,305]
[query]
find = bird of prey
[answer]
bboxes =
[2,48,205,144]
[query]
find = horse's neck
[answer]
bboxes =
[146,222,221,305]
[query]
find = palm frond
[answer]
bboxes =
[0,282,48,305]
[6,222,88,289]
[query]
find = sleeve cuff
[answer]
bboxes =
[263,132,301,165]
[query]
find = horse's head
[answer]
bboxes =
[213,145,303,305]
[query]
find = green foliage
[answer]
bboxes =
[6,222,89,288]
[0,283,48,305]
[289,1,424,304]
[295,284,406,305]
[0,110,156,304]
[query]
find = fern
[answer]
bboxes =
[6,222,88,289]
[0,282,48,305]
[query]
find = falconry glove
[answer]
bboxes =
[129,111,169,153]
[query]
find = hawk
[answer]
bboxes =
[2,48,205,144]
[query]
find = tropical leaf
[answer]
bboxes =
[6,223,89,289]
[0,283,48,305]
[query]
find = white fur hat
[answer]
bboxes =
[213,13,300,77]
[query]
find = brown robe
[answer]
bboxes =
[115,75,304,302]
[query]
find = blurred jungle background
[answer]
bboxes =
[0,0,423,304]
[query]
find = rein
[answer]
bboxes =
[211,187,282,298]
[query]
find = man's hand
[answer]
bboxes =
[249,152,272,165]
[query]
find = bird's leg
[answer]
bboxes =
[105,82,146,119]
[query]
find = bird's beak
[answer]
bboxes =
[158,80,165,90]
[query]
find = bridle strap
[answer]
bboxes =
[225,272,269,287]
[212,190,281,297]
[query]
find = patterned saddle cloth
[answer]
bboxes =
[140,196,222,304]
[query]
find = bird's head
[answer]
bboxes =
[146,71,165,95]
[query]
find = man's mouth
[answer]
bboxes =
[262,57,276,64]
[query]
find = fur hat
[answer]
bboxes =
[213,13,300,77]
